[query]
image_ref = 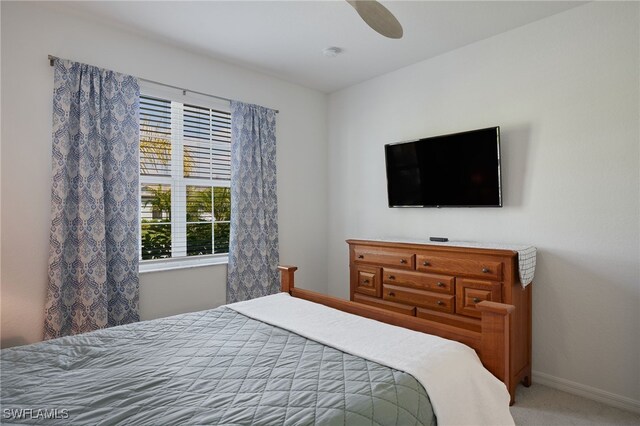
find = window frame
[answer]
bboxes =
[138,82,231,273]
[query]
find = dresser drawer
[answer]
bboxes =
[383,284,454,313]
[353,293,416,316]
[354,266,381,298]
[416,254,503,281]
[354,247,415,270]
[455,279,502,318]
[383,268,454,294]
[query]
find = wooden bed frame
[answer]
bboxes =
[278,265,519,404]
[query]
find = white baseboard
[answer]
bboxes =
[532,370,640,414]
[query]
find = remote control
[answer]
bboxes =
[429,237,449,242]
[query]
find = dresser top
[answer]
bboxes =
[348,238,536,287]
[349,237,533,252]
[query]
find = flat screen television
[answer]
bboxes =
[385,126,502,207]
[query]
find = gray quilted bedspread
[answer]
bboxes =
[1,307,435,425]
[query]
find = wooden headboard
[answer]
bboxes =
[277,265,518,404]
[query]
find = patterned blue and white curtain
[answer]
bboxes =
[44,59,140,340]
[227,101,279,303]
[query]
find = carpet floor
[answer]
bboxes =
[510,383,640,425]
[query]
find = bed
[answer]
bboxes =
[1,266,514,425]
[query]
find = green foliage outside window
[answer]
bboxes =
[141,222,172,259]
[141,185,230,260]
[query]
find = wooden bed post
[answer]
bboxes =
[477,301,515,404]
[277,265,298,293]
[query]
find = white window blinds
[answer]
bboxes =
[140,96,172,176]
[183,103,231,180]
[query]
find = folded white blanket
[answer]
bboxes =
[228,292,514,426]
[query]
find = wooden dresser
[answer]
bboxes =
[348,239,532,399]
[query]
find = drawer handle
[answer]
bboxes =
[357,254,364,259]
[363,279,370,284]
[436,282,445,287]
[388,275,396,280]
[422,261,430,266]
[482,267,490,273]
[400,259,407,264]
[388,292,396,297]
[472,297,481,304]
[436,300,444,306]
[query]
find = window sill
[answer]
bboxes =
[139,255,229,274]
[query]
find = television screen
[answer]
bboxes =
[385,127,502,207]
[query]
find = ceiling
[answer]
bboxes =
[50,1,585,93]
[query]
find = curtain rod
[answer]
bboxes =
[48,55,279,113]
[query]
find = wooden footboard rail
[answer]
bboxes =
[278,265,518,404]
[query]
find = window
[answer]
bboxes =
[139,93,231,270]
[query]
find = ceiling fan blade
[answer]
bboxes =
[347,0,403,39]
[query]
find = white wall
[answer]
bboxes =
[327,2,639,407]
[0,2,328,347]
[139,267,227,321]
